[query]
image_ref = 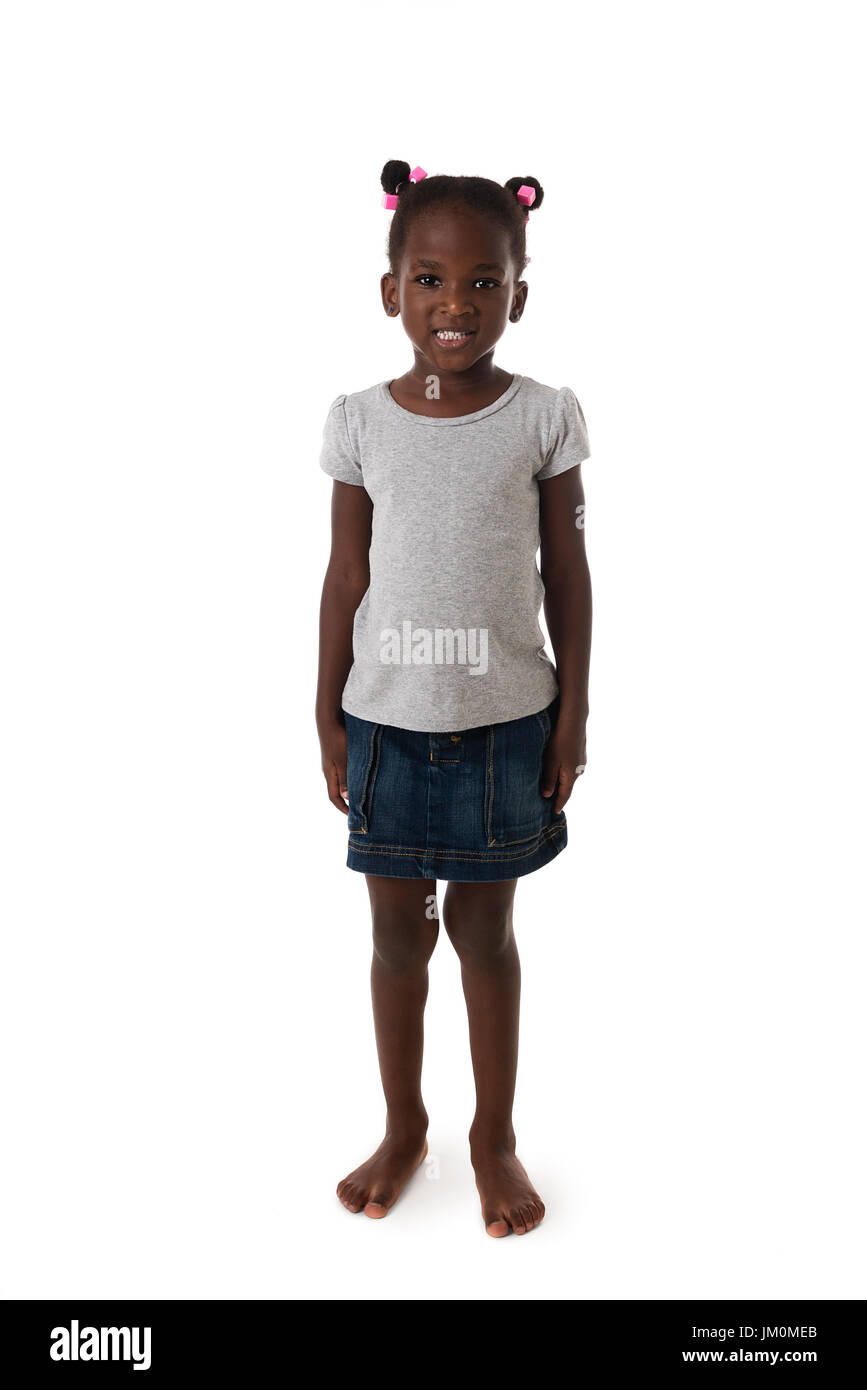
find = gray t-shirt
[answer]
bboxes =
[319,373,590,733]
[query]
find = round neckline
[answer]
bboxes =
[380,373,524,425]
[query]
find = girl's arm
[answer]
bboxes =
[316,480,372,813]
[538,463,593,812]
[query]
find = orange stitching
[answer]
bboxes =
[484,717,560,847]
[485,724,495,843]
[492,816,566,847]
[490,724,494,842]
[347,822,565,863]
[365,724,383,831]
[352,724,376,833]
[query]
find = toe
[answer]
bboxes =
[485,1215,510,1238]
[511,1206,528,1234]
[519,1202,541,1232]
[364,1201,389,1219]
[367,1182,393,1210]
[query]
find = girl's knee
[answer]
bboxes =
[371,907,438,973]
[441,903,514,962]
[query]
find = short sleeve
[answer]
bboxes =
[536,387,590,481]
[319,394,364,486]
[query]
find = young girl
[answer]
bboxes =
[316,160,592,1238]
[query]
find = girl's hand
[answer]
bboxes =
[541,717,587,814]
[320,719,349,815]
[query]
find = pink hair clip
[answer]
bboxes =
[517,183,535,224]
[382,165,427,209]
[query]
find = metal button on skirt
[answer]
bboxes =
[343,694,567,881]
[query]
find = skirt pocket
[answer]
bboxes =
[484,700,560,847]
[345,713,383,835]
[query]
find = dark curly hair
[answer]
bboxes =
[380,161,544,279]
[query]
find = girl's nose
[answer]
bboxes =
[443,296,475,316]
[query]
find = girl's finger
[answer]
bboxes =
[327,764,350,813]
[554,767,572,814]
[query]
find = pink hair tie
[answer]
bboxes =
[382,165,427,210]
[517,183,536,225]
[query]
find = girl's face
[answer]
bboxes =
[383,206,527,374]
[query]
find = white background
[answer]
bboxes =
[1,0,864,1300]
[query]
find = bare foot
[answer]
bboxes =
[337,1132,429,1219]
[471,1146,546,1237]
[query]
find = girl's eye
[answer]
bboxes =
[414,276,500,289]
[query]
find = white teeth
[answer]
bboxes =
[436,330,471,340]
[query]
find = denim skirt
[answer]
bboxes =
[343,694,567,881]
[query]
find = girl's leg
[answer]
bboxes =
[441,878,545,1237]
[336,873,438,1219]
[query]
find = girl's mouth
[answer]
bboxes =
[433,329,476,350]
